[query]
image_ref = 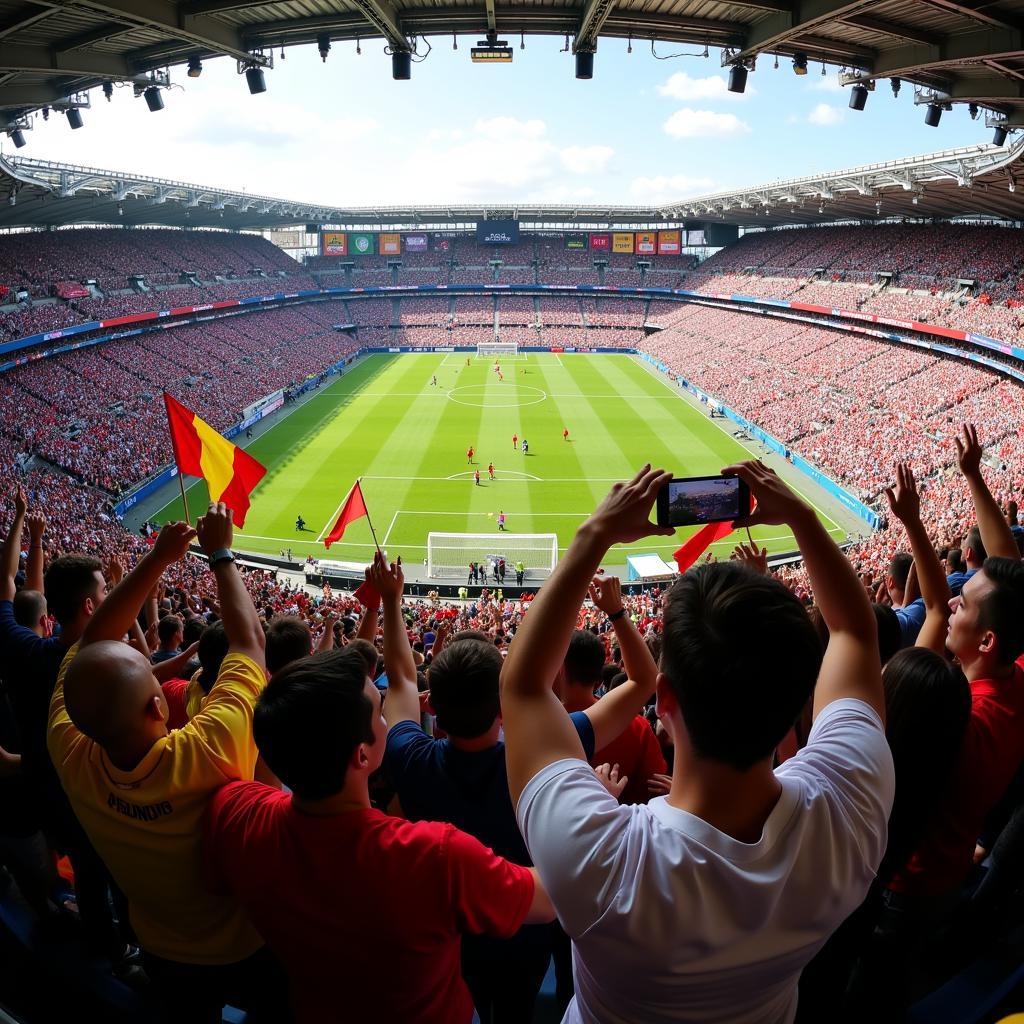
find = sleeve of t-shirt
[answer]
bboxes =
[0,599,48,659]
[443,824,535,939]
[569,710,596,761]
[47,644,86,780]
[777,698,895,874]
[203,780,271,894]
[516,758,632,937]
[180,653,266,782]
[893,598,926,648]
[383,719,434,790]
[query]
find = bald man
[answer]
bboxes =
[48,506,287,1021]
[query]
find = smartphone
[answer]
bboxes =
[656,475,750,528]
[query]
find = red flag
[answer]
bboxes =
[324,481,368,550]
[353,579,381,608]
[162,392,265,528]
[673,521,735,574]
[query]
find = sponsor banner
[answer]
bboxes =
[321,231,347,257]
[379,232,401,256]
[590,233,610,251]
[388,347,401,353]
[476,219,520,245]
[435,238,451,252]
[657,230,681,255]
[636,231,657,255]
[114,464,179,517]
[565,234,587,250]
[404,233,428,252]
[686,230,706,247]
[350,232,376,256]
[612,232,634,254]
[549,347,565,353]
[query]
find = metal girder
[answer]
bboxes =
[726,0,881,64]
[485,0,496,33]
[918,0,1021,32]
[841,14,943,45]
[69,0,269,64]
[344,0,407,50]
[575,0,617,53]
[0,41,133,77]
[0,4,61,42]
[0,82,67,107]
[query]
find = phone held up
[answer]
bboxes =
[656,475,750,529]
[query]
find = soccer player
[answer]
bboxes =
[512,433,518,451]
[467,446,474,465]
[497,511,506,532]
[563,428,569,442]
[498,371,504,382]
[431,375,437,387]
[522,439,529,456]
[295,515,305,532]
[474,469,481,487]
[488,462,495,481]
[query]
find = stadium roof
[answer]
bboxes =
[0,140,1022,230]
[2,1,1024,130]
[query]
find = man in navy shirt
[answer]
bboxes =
[947,524,985,597]
[370,553,656,1023]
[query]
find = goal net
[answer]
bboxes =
[427,532,557,581]
[477,341,519,357]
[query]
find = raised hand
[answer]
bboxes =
[26,510,46,541]
[884,462,922,525]
[587,465,675,545]
[647,773,672,798]
[588,574,623,615]
[195,502,234,556]
[151,521,198,566]
[721,461,810,529]
[104,554,126,587]
[731,541,768,575]
[368,549,405,602]
[954,423,983,478]
[13,484,26,520]
[594,763,628,800]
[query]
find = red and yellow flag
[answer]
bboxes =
[162,392,266,528]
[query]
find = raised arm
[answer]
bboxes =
[884,462,951,656]
[195,503,265,669]
[153,640,201,682]
[727,461,883,723]
[315,612,337,653]
[355,586,380,644]
[25,510,45,594]
[584,574,659,750]
[957,424,1018,561]
[1,484,27,602]
[369,552,420,728]
[501,466,673,803]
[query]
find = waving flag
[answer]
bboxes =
[162,392,266,528]
[324,480,369,550]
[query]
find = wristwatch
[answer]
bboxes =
[608,608,627,622]
[208,548,236,568]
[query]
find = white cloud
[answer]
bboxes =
[811,74,846,93]
[663,108,750,138]
[808,103,845,126]
[628,174,716,205]
[657,72,752,102]
[559,145,614,174]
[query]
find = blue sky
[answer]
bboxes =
[4,38,991,207]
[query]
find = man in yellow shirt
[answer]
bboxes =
[48,503,287,1021]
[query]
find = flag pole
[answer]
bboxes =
[360,478,383,554]
[178,473,191,525]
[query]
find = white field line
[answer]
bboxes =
[380,509,400,548]
[445,470,542,481]
[316,492,352,542]
[638,358,845,536]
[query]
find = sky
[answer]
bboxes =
[0,38,992,207]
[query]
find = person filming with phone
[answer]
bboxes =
[500,461,894,1024]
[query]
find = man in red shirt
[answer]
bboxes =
[559,576,666,804]
[467,445,474,464]
[204,641,554,1024]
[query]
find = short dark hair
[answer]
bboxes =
[43,555,102,624]
[346,638,380,679]
[427,639,501,739]
[661,562,823,771]
[947,548,965,574]
[266,615,312,674]
[254,648,375,799]
[871,604,904,666]
[888,552,912,591]
[158,614,183,645]
[978,557,1024,665]
[563,630,606,686]
[449,629,491,645]
[182,617,206,648]
[13,589,46,628]
[965,525,987,566]
[197,621,229,694]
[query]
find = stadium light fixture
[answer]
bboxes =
[144,85,164,112]
[890,78,900,97]
[356,37,361,55]
[102,82,113,101]
[187,56,202,78]
[318,34,330,62]
[575,50,594,79]
[245,65,266,94]
[994,125,1009,146]
[65,107,83,129]
[9,129,25,148]
[773,54,779,69]
[727,64,747,94]
[849,84,867,111]
[793,53,808,76]
[969,103,979,120]
[520,32,525,50]
[627,32,632,54]
[924,102,942,127]
[392,50,411,80]
[452,33,457,50]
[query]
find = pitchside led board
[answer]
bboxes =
[476,219,520,245]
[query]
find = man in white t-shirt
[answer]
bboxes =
[500,462,895,1024]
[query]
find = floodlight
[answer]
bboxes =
[993,125,1008,146]
[890,78,900,97]
[793,53,808,76]
[392,50,411,79]
[65,107,83,129]
[10,129,25,148]
[187,56,202,78]
[103,82,113,101]
[924,103,942,127]
[144,85,164,111]
[245,66,266,94]
[318,34,330,62]
[849,84,867,111]
[575,50,594,79]
[727,64,747,94]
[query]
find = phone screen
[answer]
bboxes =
[657,475,747,527]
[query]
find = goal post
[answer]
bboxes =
[477,340,519,358]
[427,532,557,581]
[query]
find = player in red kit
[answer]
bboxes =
[488,462,495,480]
[467,446,474,464]
[563,428,569,442]
[512,433,518,450]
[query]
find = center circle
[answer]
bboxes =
[446,384,548,409]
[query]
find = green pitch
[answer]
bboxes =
[153,352,846,566]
